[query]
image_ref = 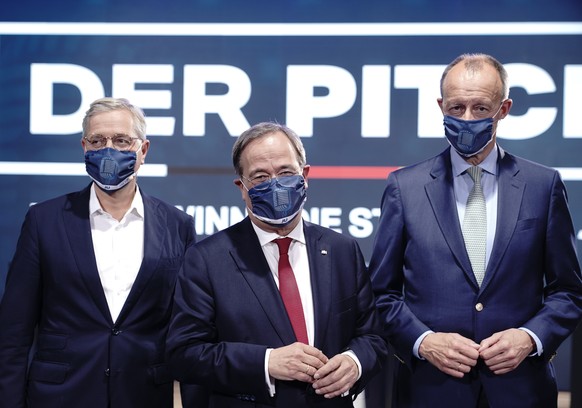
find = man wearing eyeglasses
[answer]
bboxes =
[0,97,206,407]
[167,122,387,407]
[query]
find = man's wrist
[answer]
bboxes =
[528,335,537,354]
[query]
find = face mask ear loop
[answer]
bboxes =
[240,178,250,192]
[492,101,505,121]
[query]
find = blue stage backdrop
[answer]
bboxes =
[1,0,581,392]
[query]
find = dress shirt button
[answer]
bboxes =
[475,303,484,312]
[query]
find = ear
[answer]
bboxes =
[302,165,310,188]
[437,97,444,114]
[499,99,513,119]
[138,139,150,164]
[234,178,246,199]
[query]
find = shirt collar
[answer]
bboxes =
[89,183,145,219]
[250,217,306,247]
[450,144,499,177]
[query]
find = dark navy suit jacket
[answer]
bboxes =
[369,147,582,407]
[167,217,387,408]
[0,184,205,408]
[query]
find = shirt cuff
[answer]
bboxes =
[265,348,276,397]
[340,350,361,397]
[519,327,543,356]
[413,330,434,359]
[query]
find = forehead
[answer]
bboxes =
[241,131,298,171]
[442,63,501,104]
[87,110,134,135]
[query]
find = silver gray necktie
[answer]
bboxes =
[462,166,486,286]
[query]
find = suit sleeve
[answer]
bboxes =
[167,244,272,400]
[182,211,196,248]
[171,210,214,405]
[521,171,582,357]
[368,173,432,366]
[0,207,43,407]
[343,238,389,395]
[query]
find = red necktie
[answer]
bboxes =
[274,238,309,344]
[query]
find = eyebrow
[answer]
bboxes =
[248,164,297,176]
[88,133,131,137]
[445,99,492,107]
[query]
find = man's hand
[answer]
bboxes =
[268,342,329,383]
[419,332,480,378]
[312,354,358,399]
[479,329,534,374]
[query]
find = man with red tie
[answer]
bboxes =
[167,122,387,407]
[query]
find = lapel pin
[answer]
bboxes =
[321,249,328,255]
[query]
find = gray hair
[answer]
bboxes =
[440,53,509,101]
[82,97,147,140]
[232,122,306,176]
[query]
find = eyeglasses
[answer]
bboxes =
[241,170,300,188]
[84,134,141,151]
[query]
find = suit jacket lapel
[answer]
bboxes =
[116,193,164,323]
[233,219,297,345]
[64,185,113,324]
[304,222,332,349]
[481,151,524,289]
[424,150,477,286]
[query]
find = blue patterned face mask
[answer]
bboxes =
[443,104,503,157]
[246,175,307,226]
[85,147,136,192]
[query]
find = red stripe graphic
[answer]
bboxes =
[308,166,400,179]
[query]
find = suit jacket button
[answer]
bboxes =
[475,303,484,312]
[105,368,110,377]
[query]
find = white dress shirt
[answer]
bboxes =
[252,221,315,344]
[89,184,144,323]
